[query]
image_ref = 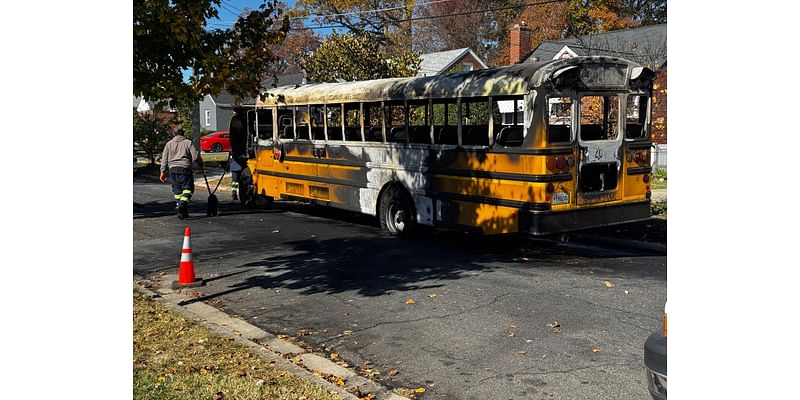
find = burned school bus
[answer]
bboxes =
[227,56,655,236]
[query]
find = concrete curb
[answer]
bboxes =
[134,279,410,400]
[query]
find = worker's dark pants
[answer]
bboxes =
[169,167,194,210]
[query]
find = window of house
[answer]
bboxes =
[407,101,431,144]
[580,95,620,141]
[204,109,211,127]
[364,102,384,142]
[326,104,343,141]
[463,63,474,72]
[547,97,573,143]
[461,97,490,146]
[432,100,458,145]
[385,102,407,143]
[344,103,362,142]
[625,95,649,139]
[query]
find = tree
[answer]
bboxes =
[133,0,290,107]
[300,31,420,82]
[133,111,173,165]
[270,16,323,76]
[294,0,418,75]
[295,0,415,46]
[413,0,495,59]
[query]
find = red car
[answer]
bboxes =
[199,131,231,153]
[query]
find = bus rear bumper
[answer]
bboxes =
[519,200,651,236]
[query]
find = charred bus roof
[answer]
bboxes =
[255,56,651,107]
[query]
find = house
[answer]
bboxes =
[198,73,310,133]
[510,23,667,167]
[416,48,488,77]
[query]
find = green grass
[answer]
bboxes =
[133,290,343,400]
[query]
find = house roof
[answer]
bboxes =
[417,48,488,77]
[525,24,666,68]
[209,73,312,107]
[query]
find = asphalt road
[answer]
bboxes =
[134,175,666,400]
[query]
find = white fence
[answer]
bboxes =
[652,143,667,171]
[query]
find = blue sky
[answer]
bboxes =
[208,0,332,35]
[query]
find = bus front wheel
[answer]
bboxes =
[379,186,415,236]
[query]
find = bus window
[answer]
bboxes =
[256,109,273,140]
[580,95,619,141]
[385,102,407,143]
[492,96,524,147]
[461,97,490,146]
[364,102,384,142]
[344,103,362,142]
[408,101,431,144]
[547,97,573,143]
[309,105,326,141]
[625,95,649,139]
[326,104,343,141]
[278,107,294,139]
[295,105,310,140]
[432,100,458,145]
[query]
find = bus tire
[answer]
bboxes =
[379,185,415,236]
[253,192,273,209]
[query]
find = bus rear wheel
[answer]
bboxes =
[379,186,415,236]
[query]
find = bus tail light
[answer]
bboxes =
[546,157,556,171]
[546,183,555,193]
[643,174,651,183]
[634,151,642,163]
[556,156,567,169]
[568,156,575,167]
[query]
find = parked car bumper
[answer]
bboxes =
[644,330,667,400]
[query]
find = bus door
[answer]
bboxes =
[576,94,623,205]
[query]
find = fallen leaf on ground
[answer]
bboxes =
[507,327,517,337]
[416,387,426,393]
[272,230,279,233]
[547,321,561,334]
[388,368,399,378]
[517,350,528,355]
[406,298,415,305]
[298,329,311,336]
[603,280,615,288]
[592,348,602,353]
[343,330,353,335]
[427,294,437,299]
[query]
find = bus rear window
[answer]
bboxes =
[580,95,619,141]
[625,95,649,139]
[492,96,524,147]
[547,97,573,143]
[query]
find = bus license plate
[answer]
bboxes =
[553,192,569,205]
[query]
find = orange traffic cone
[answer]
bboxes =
[172,227,205,289]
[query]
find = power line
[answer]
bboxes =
[290,0,569,31]
[288,0,454,21]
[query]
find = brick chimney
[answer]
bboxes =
[509,21,532,65]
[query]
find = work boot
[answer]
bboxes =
[178,202,189,219]
[231,191,238,202]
